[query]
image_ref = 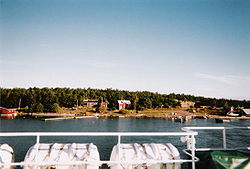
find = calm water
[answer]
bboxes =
[1,118,250,167]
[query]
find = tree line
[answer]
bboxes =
[0,87,249,112]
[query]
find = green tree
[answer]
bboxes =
[1,87,249,112]
[31,103,44,112]
[96,106,107,113]
[132,95,139,110]
[50,103,60,112]
[145,98,152,109]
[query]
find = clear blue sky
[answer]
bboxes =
[1,0,250,100]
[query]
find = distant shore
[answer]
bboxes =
[16,108,250,121]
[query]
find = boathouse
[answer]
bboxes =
[242,109,250,117]
[117,100,131,110]
[0,107,17,119]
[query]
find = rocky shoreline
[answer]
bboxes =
[17,111,250,121]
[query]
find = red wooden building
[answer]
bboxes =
[84,100,99,107]
[117,100,131,110]
[99,102,108,108]
[84,99,108,108]
[0,107,17,119]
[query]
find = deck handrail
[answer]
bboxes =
[0,131,198,137]
[182,126,250,130]
[182,126,250,150]
[0,131,198,169]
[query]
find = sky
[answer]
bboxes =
[1,0,250,100]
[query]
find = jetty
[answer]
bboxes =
[43,116,96,121]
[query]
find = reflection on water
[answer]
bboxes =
[1,118,250,165]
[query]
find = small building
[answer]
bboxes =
[180,101,195,108]
[84,100,99,108]
[99,102,108,108]
[242,109,250,117]
[118,100,131,110]
[84,99,108,109]
[97,98,108,108]
[0,107,17,119]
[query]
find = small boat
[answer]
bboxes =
[227,112,239,117]
[215,119,230,123]
[0,144,14,169]
[182,126,250,169]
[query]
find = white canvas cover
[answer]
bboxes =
[0,144,14,169]
[23,143,100,169]
[109,143,180,169]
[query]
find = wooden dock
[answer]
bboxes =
[43,116,96,121]
[32,113,76,117]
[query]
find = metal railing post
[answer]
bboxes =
[191,135,196,169]
[118,134,121,161]
[36,134,40,144]
[222,129,226,149]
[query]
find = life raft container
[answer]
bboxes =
[24,143,100,169]
[0,144,14,169]
[109,143,180,169]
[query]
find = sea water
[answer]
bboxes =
[0,118,249,167]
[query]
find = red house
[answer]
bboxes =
[118,100,131,110]
[0,107,17,119]
[84,100,99,107]
[99,102,108,108]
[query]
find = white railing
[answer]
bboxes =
[0,131,198,169]
[182,126,250,150]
